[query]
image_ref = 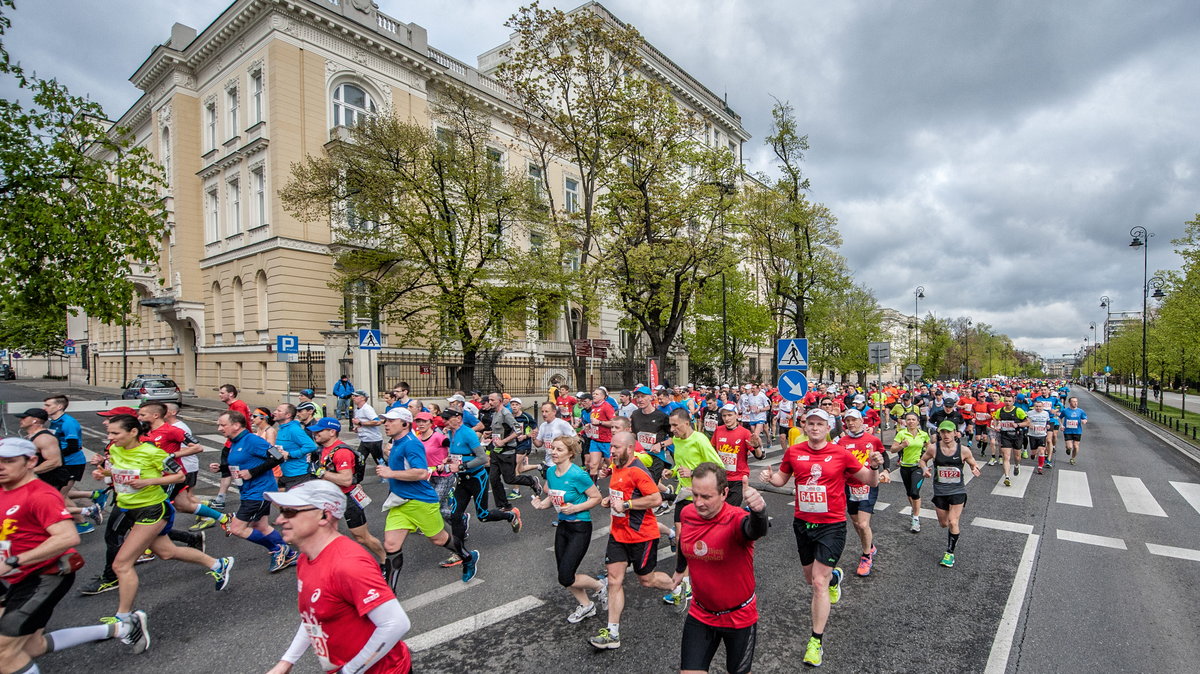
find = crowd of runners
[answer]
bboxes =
[0,377,1088,672]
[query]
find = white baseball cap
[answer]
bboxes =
[382,408,413,422]
[803,408,834,423]
[264,479,346,519]
[0,437,37,458]
[446,394,467,403]
[842,409,863,420]
[720,403,739,413]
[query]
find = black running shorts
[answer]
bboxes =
[604,537,658,576]
[792,519,847,567]
[0,572,74,637]
[680,613,756,674]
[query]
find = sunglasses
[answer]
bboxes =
[277,506,318,518]
[252,414,267,419]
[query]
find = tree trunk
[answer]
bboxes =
[458,348,477,393]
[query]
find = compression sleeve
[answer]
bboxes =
[280,624,311,664]
[741,507,769,541]
[247,455,282,479]
[463,442,487,471]
[339,599,411,674]
[63,438,82,455]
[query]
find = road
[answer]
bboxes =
[2,382,1198,673]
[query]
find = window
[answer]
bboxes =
[250,70,263,124]
[227,178,241,236]
[564,177,579,214]
[527,163,544,198]
[205,103,217,151]
[161,128,171,184]
[530,231,544,251]
[227,87,239,138]
[255,270,268,328]
[232,276,245,333]
[345,280,375,327]
[332,83,376,127]
[211,282,224,336]
[251,167,266,228]
[485,146,503,165]
[205,188,219,242]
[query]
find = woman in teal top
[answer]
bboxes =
[889,412,932,533]
[532,436,605,625]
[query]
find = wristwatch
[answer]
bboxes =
[4,556,19,569]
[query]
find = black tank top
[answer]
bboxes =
[932,442,966,495]
[29,429,56,466]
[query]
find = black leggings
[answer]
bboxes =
[450,470,512,543]
[553,520,592,587]
[900,466,924,500]
[488,452,536,507]
[680,613,757,674]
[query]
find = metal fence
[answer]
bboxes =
[286,349,329,395]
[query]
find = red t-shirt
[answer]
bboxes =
[972,402,993,426]
[710,424,752,481]
[778,441,864,524]
[0,479,76,584]
[840,433,881,506]
[142,423,188,455]
[679,501,757,628]
[608,458,660,543]
[297,535,411,673]
[587,402,615,443]
[319,443,357,494]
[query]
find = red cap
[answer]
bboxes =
[414,411,434,421]
[97,406,139,417]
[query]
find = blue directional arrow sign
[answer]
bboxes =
[777,338,809,371]
[276,335,299,354]
[358,329,383,350]
[777,370,809,401]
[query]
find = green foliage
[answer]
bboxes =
[0,1,168,325]
[812,283,886,379]
[0,309,63,354]
[682,267,773,378]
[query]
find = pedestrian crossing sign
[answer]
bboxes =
[358,328,383,350]
[777,339,808,371]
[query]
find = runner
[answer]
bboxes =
[377,408,478,590]
[710,404,763,507]
[674,463,768,674]
[135,402,215,553]
[272,403,320,490]
[758,408,883,667]
[533,401,576,480]
[889,412,930,533]
[41,396,90,535]
[413,411,454,521]
[1026,400,1052,475]
[264,480,413,674]
[349,391,385,471]
[662,409,723,605]
[0,437,151,671]
[13,408,72,499]
[307,417,385,563]
[920,421,982,567]
[992,395,1029,487]
[629,386,675,508]
[1059,397,1089,465]
[588,432,677,651]
[840,409,888,577]
[212,384,253,510]
[95,415,234,624]
[530,436,606,623]
[442,408,517,569]
[971,395,994,459]
[582,388,617,480]
[740,383,770,442]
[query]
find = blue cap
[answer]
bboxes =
[634,386,652,395]
[310,417,341,433]
[300,389,315,398]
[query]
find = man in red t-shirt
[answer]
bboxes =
[839,409,888,578]
[0,438,150,668]
[673,462,768,674]
[266,479,411,674]
[709,405,763,506]
[213,383,253,509]
[584,388,617,478]
[759,408,882,668]
[588,432,676,651]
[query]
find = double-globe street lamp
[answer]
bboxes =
[913,286,925,376]
[1099,295,1112,393]
[1129,227,1166,413]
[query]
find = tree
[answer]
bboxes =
[280,84,567,391]
[0,0,168,327]
[815,283,886,384]
[0,310,63,354]
[917,314,953,378]
[682,267,773,382]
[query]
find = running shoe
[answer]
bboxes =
[506,489,523,501]
[83,504,104,526]
[188,531,206,554]
[269,546,299,573]
[803,636,823,667]
[910,517,921,533]
[870,545,877,557]
[986,458,996,466]
[461,550,480,583]
[1004,477,1012,487]
[217,514,233,535]
[137,551,156,565]
[79,576,119,596]
[653,502,673,517]
[91,489,111,510]
[1036,468,1044,475]
[207,495,227,509]
[1022,450,1029,459]
[122,610,151,654]
[509,507,523,534]
[588,628,621,650]
[668,530,678,553]
[856,554,873,577]
[1045,461,1053,470]
[439,553,462,568]
[551,519,559,528]
[940,552,956,568]
[210,556,234,590]
[76,521,95,535]
[828,568,843,604]
[530,474,545,498]
[593,576,608,610]
[567,602,597,624]
[673,577,692,613]
[1069,458,1076,465]
[1014,465,1020,475]
[190,517,217,531]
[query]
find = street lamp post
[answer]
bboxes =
[1089,321,1098,386]
[1083,337,1089,382]
[914,286,925,375]
[1099,296,1112,393]
[964,319,972,381]
[1129,227,1166,413]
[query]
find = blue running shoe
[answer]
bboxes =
[210,556,234,591]
[76,522,95,535]
[91,489,111,510]
[462,550,480,583]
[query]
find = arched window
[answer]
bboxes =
[211,281,224,338]
[255,270,268,329]
[161,127,171,184]
[232,276,245,333]
[332,83,376,128]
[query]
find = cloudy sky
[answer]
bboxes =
[4,0,1198,360]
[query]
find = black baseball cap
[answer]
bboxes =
[15,408,49,421]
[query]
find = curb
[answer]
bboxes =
[1088,390,1200,470]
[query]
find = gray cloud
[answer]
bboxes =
[4,0,1197,360]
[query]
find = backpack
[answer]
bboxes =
[318,442,365,484]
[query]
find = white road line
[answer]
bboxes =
[199,434,227,444]
[1056,470,1093,507]
[1056,529,1126,550]
[546,525,609,551]
[1146,543,1200,562]
[898,506,937,520]
[984,533,1041,674]
[972,517,1034,535]
[657,546,675,561]
[1112,476,1167,517]
[403,578,483,611]
[875,502,890,511]
[991,466,1033,498]
[1169,481,1200,516]
[406,595,544,652]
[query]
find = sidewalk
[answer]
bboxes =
[1086,388,1200,468]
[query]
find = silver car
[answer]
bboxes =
[121,375,183,405]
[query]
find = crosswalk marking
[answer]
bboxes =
[1170,481,1200,516]
[199,433,227,445]
[1056,529,1126,550]
[1146,543,1200,562]
[406,596,544,652]
[1056,470,1092,507]
[1112,476,1167,517]
[991,467,1032,498]
[898,506,937,520]
[403,578,483,611]
[972,517,1033,535]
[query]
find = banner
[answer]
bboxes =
[648,358,659,389]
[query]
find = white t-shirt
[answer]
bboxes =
[619,403,638,418]
[353,404,383,442]
[537,419,577,466]
[170,419,201,473]
[744,393,770,423]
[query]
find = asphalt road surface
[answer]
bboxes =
[2,382,1198,673]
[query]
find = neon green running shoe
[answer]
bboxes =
[803,636,823,667]
[940,552,955,568]
[828,567,843,605]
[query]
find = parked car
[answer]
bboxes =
[0,364,14,380]
[120,375,182,405]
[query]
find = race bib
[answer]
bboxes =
[976,412,990,422]
[795,484,828,513]
[848,484,871,502]
[999,420,1016,431]
[936,466,962,483]
[703,416,717,432]
[586,425,599,439]
[609,488,625,518]
[348,484,372,508]
[548,488,566,513]
[718,449,738,470]
[637,432,657,448]
[1065,419,1079,429]
[112,468,140,494]
[1032,423,1046,434]
[302,618,334,672]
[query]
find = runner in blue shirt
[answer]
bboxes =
[1059,397,1089,465]
[212,410,297,572]
[42,395,92,534]
[273,403,320,489]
